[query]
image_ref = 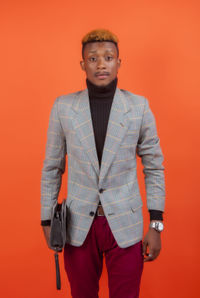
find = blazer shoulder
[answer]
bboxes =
[120,89,147,106]
[55,90,84,105]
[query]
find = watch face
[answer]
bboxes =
[150,221,164,232]
[158,222,164,231]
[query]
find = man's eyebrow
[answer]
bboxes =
[104,50,115,54]
[88,50,97,54]
[88,49,115,54]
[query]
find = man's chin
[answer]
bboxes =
[91,78,112,87]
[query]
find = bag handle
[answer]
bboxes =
[54,252,61,290]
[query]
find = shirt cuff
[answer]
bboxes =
[41,220,51,226]
[149,210,163,221]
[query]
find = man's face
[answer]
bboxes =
[80,41,121,87]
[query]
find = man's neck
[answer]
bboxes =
[86,77,118,101]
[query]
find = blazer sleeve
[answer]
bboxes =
[40,97,67,221]
[136,98,165,212]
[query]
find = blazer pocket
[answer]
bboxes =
[128,198,143,213]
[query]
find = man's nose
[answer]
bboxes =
[97,58,106,69]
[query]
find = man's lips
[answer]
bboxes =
[95,72,110,79]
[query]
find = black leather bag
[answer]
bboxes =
[49,199,68,290]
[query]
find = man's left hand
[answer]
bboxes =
[142,226,162,262]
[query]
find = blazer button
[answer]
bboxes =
[89,211,95,216]
[99,188,105,193]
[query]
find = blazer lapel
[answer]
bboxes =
[99,88,131,184]
[71,87,132,183]
[71,89,100,177]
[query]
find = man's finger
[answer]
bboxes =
[144,248,161,262]
[142,241,147,256]
[144,247,155,262]
[144,252,154,262]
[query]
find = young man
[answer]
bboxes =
[41,29,165,298]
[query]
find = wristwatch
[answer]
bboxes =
[149,221,164,232]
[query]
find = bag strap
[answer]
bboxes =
[54,252,61,290]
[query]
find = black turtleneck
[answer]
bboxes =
[41,77,163,226]
[86,77,118,168]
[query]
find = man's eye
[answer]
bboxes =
[89,57,96,62]
[106,56,113,61]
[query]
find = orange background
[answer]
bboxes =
[1,0,200,297]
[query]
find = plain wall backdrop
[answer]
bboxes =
[1,0,199,297]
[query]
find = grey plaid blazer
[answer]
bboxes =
[41,87,165,248]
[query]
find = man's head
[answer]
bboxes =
[80,29,121,87]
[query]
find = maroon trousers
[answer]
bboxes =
[64,214,144,298]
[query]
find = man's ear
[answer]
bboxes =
[80,61,85,71]
[117,58,121,69]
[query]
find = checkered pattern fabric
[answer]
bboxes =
[41,88,165,248]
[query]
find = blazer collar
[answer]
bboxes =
[71,87,132,184]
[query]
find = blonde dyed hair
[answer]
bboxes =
[81,29,119,58]
[82,29,119,45]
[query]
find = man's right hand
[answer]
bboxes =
[42,226,51,249]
